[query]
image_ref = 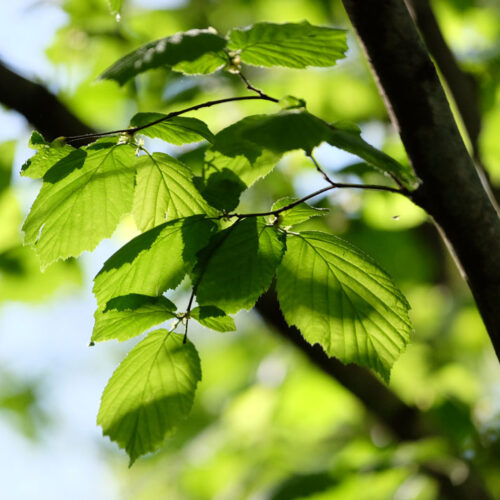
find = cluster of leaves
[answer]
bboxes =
[22,21,419,464]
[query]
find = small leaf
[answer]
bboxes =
[93,216,216,308]
[272,197,329,227]
[133,153,217,231]
[172,51,228,75]
[228,21,347,69]
[92,294,177,343]
[130,114,214,145]
[21,132,75,179]
[276,231,412,381]
[98,330,201,465]
[195,217,286,313]
[190,306,236,332]
[23,140,136,268]
[193,169,246,212]
[100,29,227,86]
[279,95,307,110]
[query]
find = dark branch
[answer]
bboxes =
[341,0,500,361]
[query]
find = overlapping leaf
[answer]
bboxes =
[23,140,136,268]
[228,21,347,69]
[272,197,329,227]
[93,216,216,308]
[195,217,286,313]
[190,306,236,332]
[172,51,228,75]
[100,29,227,85]
[92,294,177,343]
[276,231,412,380]
[130,113,214,145]
[133,153,217,231]
[98,330,201,465]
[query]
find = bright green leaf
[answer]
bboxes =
[98,330,201,465]
[195,217,285,313]
[93,216,216,308]
[21,132,75,179]
[100,29,227,86]
[133,153,218,231]
[92,294,177,343]
[130,113,214,145]
[272,197,329,227]
[108,0,122,15]
[190,306,236,332]
[23,140,136,268]
[276,231,412,380]
[228,21,347,69]
[172,51,228,75]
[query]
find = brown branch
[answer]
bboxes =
[341,0,500,362]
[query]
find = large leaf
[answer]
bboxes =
[23,140,136,268]
[228,21,347,69]
[93,216,216,308]
[211,110,418,189]
[133,153,217,231]
[276,231,412,380]
[100,29,227,85]
[195,217,285,313]
[92,294,177,343]
[21,132,75,179]
[98,330,201,465]
[130,113,214,145]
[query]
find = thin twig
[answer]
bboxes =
[308,153,336,187]
[237,70,277,101]
[65,95,278,143]
[183,288,197,344]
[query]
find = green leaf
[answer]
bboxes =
[327,121,419,190]
[92,294,177,343]
[93,216,216,308]
[228,21,347,69]
[172,51,228,75]
[100,29,227,86]
[130,114,214,145]
[276,231,412,380]
[272,197,329,227]
[133,153,218,232]
[98,330,201,465]
[190,306,236,332]
[195,217,285,313]
[107,0,122,15]
[23,140,136,268]
[21,132,75,179]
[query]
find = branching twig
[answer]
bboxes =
[183,288,196,344]
[237,70,276,101]
[308,153,336,187]
[64,95,279,143]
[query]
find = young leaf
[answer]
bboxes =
[23,140,136,268]
[195,217,286,313]
[227,21,347,69]
[276,231,412,381]
[92,294,177,343]
[272,197,329,227]
[98,330,201,465]
[21,131,75,179]
[130,114,214,145]
[93,216,216,308]
[190,306,236,332]
[100,29,227,86]
[133,153,218,232]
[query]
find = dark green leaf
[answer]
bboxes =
[92,294,177,343]
[130,113,214,145]
[23,140,136,268]
[276,231,412,381]
[100,29,227,85]
[195,217,286,313]
[98,330,201,465]
[190,306,236,332]
[133,153,218,231]
[272,197,329,227]
[228,21,347,69]
[93,216,216,308]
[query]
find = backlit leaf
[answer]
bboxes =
[98,330,201,465]
[272,197,329,227]
[228,21,347,69]
[276,231,412,380]
[190,306,236,332]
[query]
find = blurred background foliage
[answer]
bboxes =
[0,0,499,498]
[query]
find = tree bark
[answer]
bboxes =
[341,0,500,360]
